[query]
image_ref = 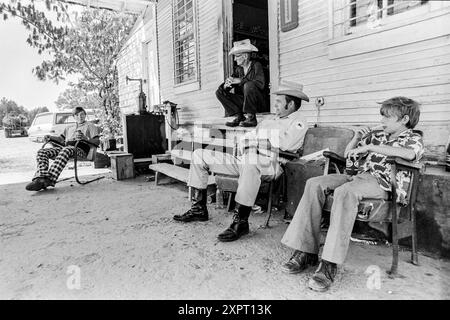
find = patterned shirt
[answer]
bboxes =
[356,129,424,204]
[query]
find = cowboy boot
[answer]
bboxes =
[225,113,246,127]
[217,204,251,242]
[239,113,257,127]
[173,188,209,222]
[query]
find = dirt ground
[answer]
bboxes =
[0,130,449,300]
[1,174,449,300]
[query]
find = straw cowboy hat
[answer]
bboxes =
[271,80,310,102]
[228,39,258,55]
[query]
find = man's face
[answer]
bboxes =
[234,53,248,66]
[274,95,293,117]
[381,113,408,135]
[73,111,86,124]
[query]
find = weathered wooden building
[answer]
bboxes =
[116,0,450,160]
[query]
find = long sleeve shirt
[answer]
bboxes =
[231,60,266,94]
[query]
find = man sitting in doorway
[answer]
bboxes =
[174,82,310,242]
[280,97,424,292]
[25,107,100,191]
[216,39,266,128]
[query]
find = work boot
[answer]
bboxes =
[25,177,52,191]
[217,204,251,242]
[225,114,246,127]
[281,250,319,274]
[308,260,338,292]
[239,113,257,127]
[173,188,209,222]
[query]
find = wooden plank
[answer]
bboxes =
[149,163,215,185]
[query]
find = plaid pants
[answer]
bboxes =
[34,146,86,184]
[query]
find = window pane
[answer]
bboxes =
[173,0,197,84]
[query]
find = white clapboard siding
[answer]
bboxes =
[156,0,223,124]
[275,0,450,156]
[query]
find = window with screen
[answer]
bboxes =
[333,0,429,37]
[172,0,198,85]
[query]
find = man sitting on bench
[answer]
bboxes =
[173,82,310,242]
[280,97,424,292]
[25,107,100,191]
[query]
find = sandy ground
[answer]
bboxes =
[1,175,449,300]
[0,130,449,300]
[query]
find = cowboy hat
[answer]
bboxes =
[271,80,310,102]
[228,39,258,55]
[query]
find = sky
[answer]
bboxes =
[0,0,80,112]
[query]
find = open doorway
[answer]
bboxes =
[232,0,270,113]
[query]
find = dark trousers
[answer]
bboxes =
[216,81,265,117]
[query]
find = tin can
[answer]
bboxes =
[346,156,360,175]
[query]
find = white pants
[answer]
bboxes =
[188,149,283,206]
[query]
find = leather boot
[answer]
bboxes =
[239,113,257,127]
[225,114,246,127]
[217,204,251,242]
[173,188,209,222]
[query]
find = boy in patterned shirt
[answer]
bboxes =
[280,97,424,292]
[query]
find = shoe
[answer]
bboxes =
[173,188,209,222]
[281,251,319,274]
[308,260,337,292]
[173,209,208,222]
[239,114,257,127]
[226,115,246,127]
[217,205,251,242]
[217,214,249,242]
[25,177,51,191]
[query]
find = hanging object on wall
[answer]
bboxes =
[280,0,299,32]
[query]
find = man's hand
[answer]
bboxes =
[353,126,371,140]
[75,130,86,141]
[43,135,52,143]
[345,145,371,159]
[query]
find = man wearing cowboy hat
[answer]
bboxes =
[216,39,266,127]
[174,81,310,242]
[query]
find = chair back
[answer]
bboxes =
[301,126,354,157]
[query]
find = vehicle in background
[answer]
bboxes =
[28,110,98,143]
[2,113,29,138]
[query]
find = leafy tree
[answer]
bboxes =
[55,87,101,111]
[0,0,137,142]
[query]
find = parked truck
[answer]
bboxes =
[2,113,29,138]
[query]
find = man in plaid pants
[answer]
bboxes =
[25,107,100,191]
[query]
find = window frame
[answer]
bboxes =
[171,0,200,91]
[327,0,450,59]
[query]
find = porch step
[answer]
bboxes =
[149,163,215,185]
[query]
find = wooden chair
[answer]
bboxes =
[41,138,105,185]
[321,131,424,276]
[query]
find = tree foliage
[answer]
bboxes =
[0,0,137,140]
[55,87,101,111]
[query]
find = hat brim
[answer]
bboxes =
[272,89,310,102]
[229,46,258,56]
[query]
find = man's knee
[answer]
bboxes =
[243,81,258,94]
[216,85,227,98]
[305,176,327,190]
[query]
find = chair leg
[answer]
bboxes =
[227,192,236,212]
[388,205,401,278]
[411,210,419,266]
[264,180,275,228]
[74,157,104,185]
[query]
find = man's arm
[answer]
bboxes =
[347,144,416,161]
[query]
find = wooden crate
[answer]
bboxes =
[110,153,135,180]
